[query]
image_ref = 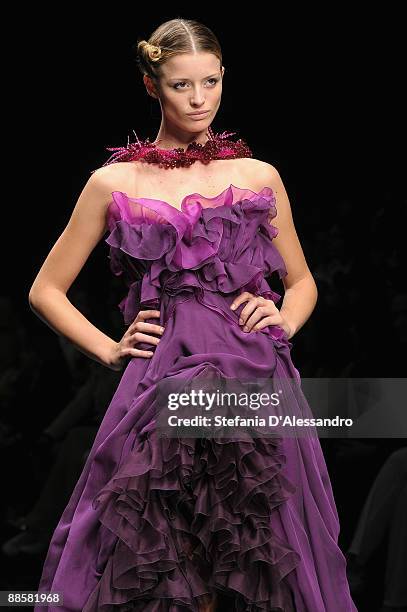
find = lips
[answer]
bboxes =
[188,111,210,116]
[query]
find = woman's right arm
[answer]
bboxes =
[28,165,124,369]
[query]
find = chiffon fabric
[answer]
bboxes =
[35,185,357,611]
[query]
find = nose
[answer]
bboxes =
[190,87,205,106]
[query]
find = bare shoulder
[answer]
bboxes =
[65,162,135,239]
[241,160,313,290]
[89,162,134,204]
[241,157,294,227]
[239,158,281,192]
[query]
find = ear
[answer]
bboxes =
[143,74,158,99]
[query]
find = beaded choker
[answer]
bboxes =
[96,126,253,170]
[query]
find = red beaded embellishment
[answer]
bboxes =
[93,126,253,171]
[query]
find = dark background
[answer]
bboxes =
[1,6,406,611]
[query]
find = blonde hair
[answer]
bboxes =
[136,18,222,83]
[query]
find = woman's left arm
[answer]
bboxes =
[261,162,318,339]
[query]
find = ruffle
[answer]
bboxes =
[84,428,301,611]
[105,186,288,326]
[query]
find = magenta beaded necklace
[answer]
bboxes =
[97,126,253,170]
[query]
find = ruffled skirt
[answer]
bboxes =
[35,296,357,611]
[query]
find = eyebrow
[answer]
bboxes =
[169,73,220,81]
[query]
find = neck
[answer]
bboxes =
[153,124,210,150]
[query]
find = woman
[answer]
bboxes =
[30,17,357,612]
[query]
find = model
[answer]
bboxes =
[29,17,358,612]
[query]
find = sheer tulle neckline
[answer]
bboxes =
[109,183,275,216]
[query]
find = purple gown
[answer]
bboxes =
[35,185,357,611]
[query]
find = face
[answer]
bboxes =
[144,52,224,132]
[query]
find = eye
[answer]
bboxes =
[173,78,219,90]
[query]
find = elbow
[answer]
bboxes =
[310,274,319,310]
[28,285,66,312]
[312,274,318,299]
[295,272,318,308]
[28,284,48,312]
[28,288,40,312]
